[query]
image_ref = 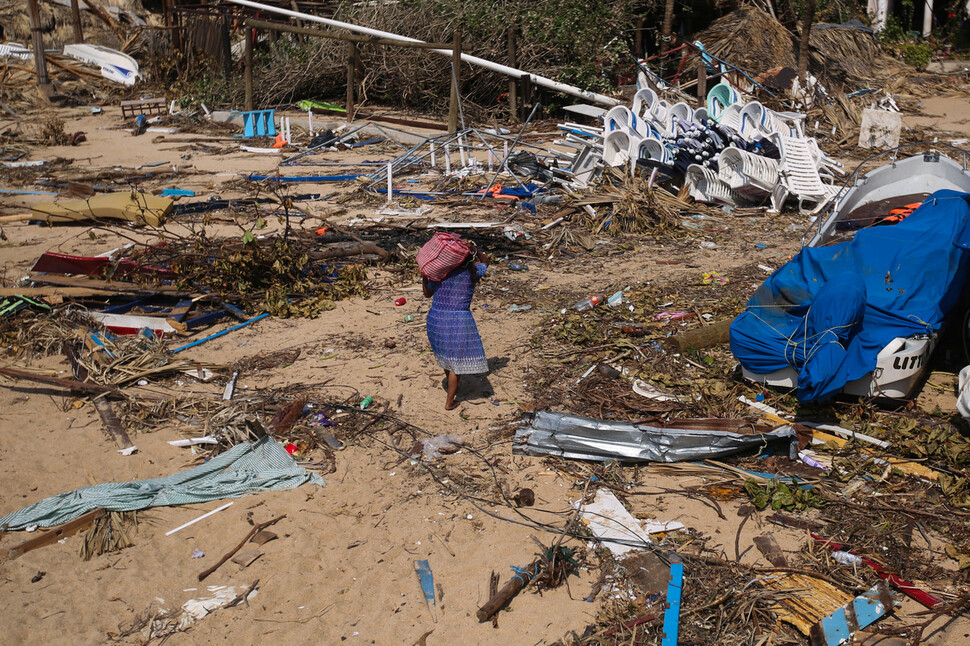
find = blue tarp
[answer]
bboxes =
[731,190,970,402]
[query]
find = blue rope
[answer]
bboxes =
[510,562,542,587]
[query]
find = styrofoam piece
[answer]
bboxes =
[958,365,970,420]
[168,437,220,447]
[578,488,653,556]
[859,108,902,149]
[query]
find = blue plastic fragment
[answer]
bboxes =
[809,582,891,646]
[661,562,683,646]
[414,560,435,607]
[161,188,196,197]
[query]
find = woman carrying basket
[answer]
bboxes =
[421,241,490,410]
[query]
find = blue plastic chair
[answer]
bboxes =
[241,110,276,137]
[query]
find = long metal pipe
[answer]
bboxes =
[226,0,620,107]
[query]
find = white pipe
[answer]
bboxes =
[444,144,451,173]
[922,0,933,37]
[165,501,234,536]
[430,142,436,167]
[227,0,620,107]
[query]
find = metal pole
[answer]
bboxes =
[507,26,517,122]
[227,0,620,106]
[448,30,461,133]
[481,102,540,198]
[27,0,52,97]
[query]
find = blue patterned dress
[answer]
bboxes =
[426,263,488,374]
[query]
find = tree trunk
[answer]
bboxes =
[797,0,815,84]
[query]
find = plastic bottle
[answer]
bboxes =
[573,294,605,312]
[832,551,863,566]
[359,396,374,409]
[508,262,528,271]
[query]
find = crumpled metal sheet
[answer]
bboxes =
[513,410,797,463]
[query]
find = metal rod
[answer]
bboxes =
[481,103,540,198]
[229,0,619,106]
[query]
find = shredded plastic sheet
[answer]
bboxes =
[731,190,970,401]
[0,436,324,531]
[513,410,797,463]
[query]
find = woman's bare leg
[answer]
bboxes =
[445,371,460,410]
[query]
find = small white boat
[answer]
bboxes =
[62,44,140,86]
[807,149,970,247]
[741,146,970,400]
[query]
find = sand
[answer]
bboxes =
[1,102,970,646]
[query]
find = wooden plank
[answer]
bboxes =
[0,287,117,297]
[0,366,118,395]
[25,275,189,296]
[753,534,789,567]
[1,510,104,560]
[92,397,134,450]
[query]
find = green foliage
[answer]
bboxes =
[743,479,825,511]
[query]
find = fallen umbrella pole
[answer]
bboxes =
[476,558,543,622]
[198,514,286,582]
[170,313,270,354]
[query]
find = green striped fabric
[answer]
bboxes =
[0,435,324,531]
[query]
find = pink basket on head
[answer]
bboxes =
[416,232,471,281]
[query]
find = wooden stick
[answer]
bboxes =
[1,509,104,560]
[476,557,541,622]
[0,366,119,395]
[665,318,734,353]
[198,514,286,581]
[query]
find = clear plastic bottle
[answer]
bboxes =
[573,294,605,312]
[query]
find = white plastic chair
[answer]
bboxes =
[686,164,739,206]
[604,106,650,138]
[635,137,672,165]
[717,103,743,134]
[631,88,658,120]
[603,129,643,167]
[717,146,780,200]
[770,134,843,215]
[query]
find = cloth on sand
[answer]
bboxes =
[426,262,488,374]
[0,435,324,531]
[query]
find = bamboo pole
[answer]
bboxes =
[448,30,461,133]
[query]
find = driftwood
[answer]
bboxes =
[665,318,734,353]
[92,397,134,449]
[198,514,286,581]
[476,558,542,622]
[309,241,390,261]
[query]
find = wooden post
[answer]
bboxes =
[244,26,254,111]
[635,17,644,58]
[507,26,517,122]
[660,0,675,54]
[447,30,462,133]
[519,73,532,122]
[696,58,707,108]
[797,0,815,84]
[70,0,84,43]
[221,13,232,82]
[345,40,355,122]
[27,0,52,97]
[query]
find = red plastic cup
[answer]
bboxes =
[284,443,298,455]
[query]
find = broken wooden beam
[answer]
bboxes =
[199,514,286,581]
[1,509,104,560]
[0,366,119,395]
[92,397,134,450]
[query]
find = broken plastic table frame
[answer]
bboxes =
[364,126,572,198]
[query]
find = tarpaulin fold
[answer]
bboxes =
[0,436,324,531]
[513,410,797,462]
[731,190,970,402]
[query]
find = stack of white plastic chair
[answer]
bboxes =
[737,101,807,142]
[769,133,843,215]
[717,146,780,202]
[685,164,738,206]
